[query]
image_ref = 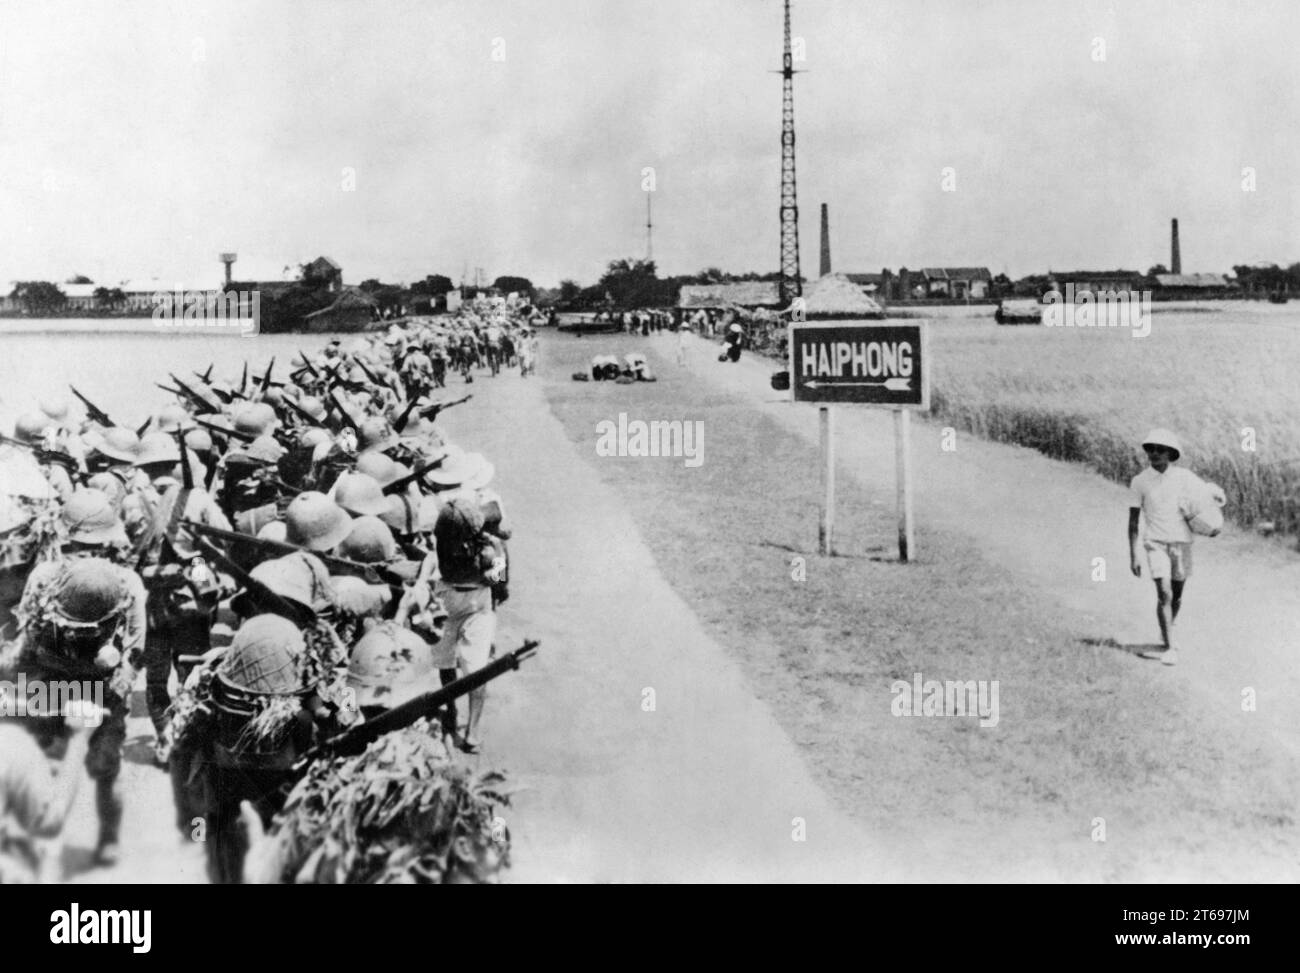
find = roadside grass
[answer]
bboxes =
[541,333,1300,880]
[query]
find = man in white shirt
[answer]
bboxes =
[1127,428,1216,665]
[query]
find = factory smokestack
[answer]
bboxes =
[819,203,831,277]
[1170,219,1181,275]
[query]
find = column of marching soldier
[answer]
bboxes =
[0,304,543,883]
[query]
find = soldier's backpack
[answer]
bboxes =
[434,497,491,586]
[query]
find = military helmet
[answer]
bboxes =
[245,434,286,465]
[256,520,288,544]
[61,489,128,545]
[184,427,214,455]
[355,451,401,487]
[357,417,400,454]
[217,614,307,695]
[88,426,141,464]
[39,397,71,422]
[299,427,331,449]
[261,387,285,407]
[233,402,278,438]
[134,432,183,468]
[298,396,328,422]
[331,472,390,517]
[156,403,191,433]
[338,515,397,564]
[51,557,127,624]
[84,473,127,510]
[14,412,51,443]
[346,622,438,710]
[284,491,353,552]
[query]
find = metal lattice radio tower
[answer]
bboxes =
[776,0,802,303]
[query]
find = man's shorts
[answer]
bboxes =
[435,584,496,672]
[1144,540,1192,582]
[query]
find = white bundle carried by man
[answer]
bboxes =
[1180,476,1227,536]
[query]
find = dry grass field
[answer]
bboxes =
[921,309,1300,539]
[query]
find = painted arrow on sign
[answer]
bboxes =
[803,377,912,391]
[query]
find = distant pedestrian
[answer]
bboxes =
[1127,428,1220,665]
[723,323,743,363]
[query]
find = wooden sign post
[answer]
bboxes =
[789,322,929,562]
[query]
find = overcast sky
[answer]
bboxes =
[1,0,1297,289]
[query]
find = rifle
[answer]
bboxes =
[175,428,194,491]
[297,351,320,378]
[294,638,540,768]
[186,533,316,628]
[136,417,152,437]
[69,385,113,427]
[260,356,276,394]
[354,358,384,387]
[181,519,402,586]
[381,455,447,496]
[418,393,471,422]
[239,361,249,397]
[168,374,220,415]
[196,418,255,444]
[280,396,325,427]
[326,391,360,432]
[198,363,215,383]
[390,395,421,433]
[0,432,82,476]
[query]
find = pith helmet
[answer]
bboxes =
[62,489,128,545]
[355,451,401,487]
[13,413,51,443]
[85,473,127,510]
[234,402,278,438]
[217,614,307,695]
[1141,428,1182,461]
[299,427,331,449]
[346,622,438,710]
[39,398,70,422]
[284,491,353,552]
[298,396,328,422]
[134,432,182,467]
[331,472,390,517]
[184,427,214,455]
[51,557,127,623]
[357,417,400,453]
[338,515,397,564]
[88,426,141,463]
[156,403,191,433]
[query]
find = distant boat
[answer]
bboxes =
[995,298,1042,324]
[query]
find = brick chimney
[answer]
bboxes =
[1170,219,1181,275]
[819,203,831,277]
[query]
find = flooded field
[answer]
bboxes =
[0,327,345,429]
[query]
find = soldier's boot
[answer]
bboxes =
[94,776,123,866]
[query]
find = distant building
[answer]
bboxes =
[1048,270,1145,295]
[920,267,993,299]
[847,267,993,302]
[1151,273,1236,299]
[63,282,98,312]
[303,256,343,293]
[677,281,783,311]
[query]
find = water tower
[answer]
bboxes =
[220,253,237,288]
